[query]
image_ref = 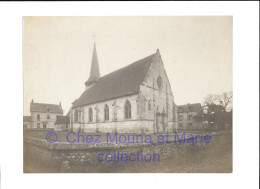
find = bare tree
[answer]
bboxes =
[202,91,233,130]
[203,91,233,111]
[203,94,217,105]
[215,91,233,111]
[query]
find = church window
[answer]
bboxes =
[104,104,109,121]
[78,111,81,123]
[124,100,131,119]
[74,109,78,123]
[172,104,176,121]
[81,109,84,123]
[148,100,152,111]
[89,108,93,122]
[157,76,163,89]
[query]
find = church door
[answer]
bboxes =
[155,112,167,133]
[156,113,164,133]
[161,114,165,133]
[156,113,159,133]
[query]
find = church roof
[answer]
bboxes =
[30,102,63,114]
[72,53,156,108]
[55,116,70,125]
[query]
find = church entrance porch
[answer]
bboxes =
[155,112,168,134]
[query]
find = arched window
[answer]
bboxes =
[88,107,93,122]
[162,108,165,115]
[104,104,109,121]
[124,100,131,119]
[74,109,78,123]
[157,76,163,89]
[78,111,81,123]
[148,100,152,111]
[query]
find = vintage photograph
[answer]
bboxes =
[23,16,233,173]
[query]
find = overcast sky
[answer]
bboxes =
[23,16,232,116]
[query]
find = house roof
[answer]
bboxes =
[72,52,156,108]
[177,103,202,113]
[30,102,63,114]
[23,116,31,122]
[55,116,70,125]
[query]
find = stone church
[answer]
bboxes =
[70,44,178,134]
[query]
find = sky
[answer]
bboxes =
[23,16,232,116]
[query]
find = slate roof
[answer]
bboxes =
[23,116,31,122]
[30,102,63,114]
[55,116,70,125]
[177,103,202,113]
[72,53,156,108]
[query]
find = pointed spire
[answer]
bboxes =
[85,43,100,87]
[156,48,161,57]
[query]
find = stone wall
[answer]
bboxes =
[54,124,69,132]
[24,132,232,173]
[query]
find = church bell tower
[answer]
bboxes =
[85,43,100,88]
